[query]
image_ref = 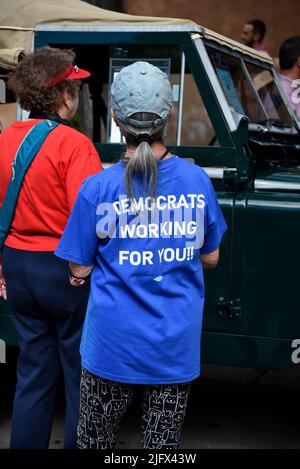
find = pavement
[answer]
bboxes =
[1,347,300,449]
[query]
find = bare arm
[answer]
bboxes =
[200,247,219,269]
[69,261,93,287]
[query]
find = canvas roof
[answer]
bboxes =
[0,0,272,70]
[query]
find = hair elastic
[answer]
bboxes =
[136,133,152,145]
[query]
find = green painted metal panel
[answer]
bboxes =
[36,31,194,47]
[0,300,18,346]
[202,192,234,333]
[230,186,300,339]
[201,331,295,370]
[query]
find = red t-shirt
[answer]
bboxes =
[0,119,103,251]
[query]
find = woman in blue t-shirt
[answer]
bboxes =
[55,61,227,449]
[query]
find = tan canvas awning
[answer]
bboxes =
[0,47,26,70]
[0,0,272,70]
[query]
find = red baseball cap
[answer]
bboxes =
[47,64,91,88]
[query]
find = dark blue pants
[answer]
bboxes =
[2,246,90,449]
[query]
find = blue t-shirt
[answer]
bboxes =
[55,155,227,384]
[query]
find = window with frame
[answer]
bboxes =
[207,46,294,128]
[86,44,217,146]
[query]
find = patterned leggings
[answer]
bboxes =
[77,368,191,449]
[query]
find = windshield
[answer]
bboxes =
[207,47,294,128]
[245,63,292,124]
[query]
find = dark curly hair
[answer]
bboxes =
[8,47,80,114]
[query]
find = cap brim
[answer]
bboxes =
[68,67,91,80]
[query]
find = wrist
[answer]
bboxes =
[68,266,91,281]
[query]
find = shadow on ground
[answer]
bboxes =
[1,347,300,449]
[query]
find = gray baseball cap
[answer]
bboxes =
[111,61,173,129]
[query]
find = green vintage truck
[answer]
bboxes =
[1,0,300,370]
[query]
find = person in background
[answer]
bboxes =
[0,47,103,448]
[55,61,227,449]
[241,19,270,56]
[278,37,300,122]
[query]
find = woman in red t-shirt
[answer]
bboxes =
[0,47,102,449]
